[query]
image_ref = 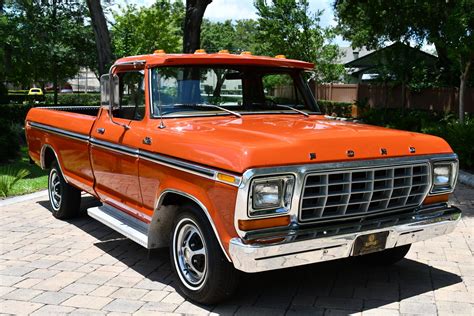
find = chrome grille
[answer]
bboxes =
[300,163,430,222]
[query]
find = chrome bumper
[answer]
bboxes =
[229,205,461,273]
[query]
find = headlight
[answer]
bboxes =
[249,175,295,217]
[431,161,458,194]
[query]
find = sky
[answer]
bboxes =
[112,0,350,46]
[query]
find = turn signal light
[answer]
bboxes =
[216,173,239,185]
[238,215,290,231]
[423,194,449,205]
[194,49,207,54]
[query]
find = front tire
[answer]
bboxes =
[48,161,81,219]
[170,205,239,304]
[358,244,411,265]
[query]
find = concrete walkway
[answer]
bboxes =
[0,185,472,315]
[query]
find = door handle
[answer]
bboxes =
[143,137,152,145]
[97,128,105,134]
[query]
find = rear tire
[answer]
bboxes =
[48,161,81,219]
[359,244,411,265]
[170,204,239,304]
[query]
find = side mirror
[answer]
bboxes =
[100,73,129,130]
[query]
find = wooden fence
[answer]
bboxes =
[315,83,474,113]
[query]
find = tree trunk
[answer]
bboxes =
[183,0,212,53]
[86,0,113,75]
[459,60,471,124]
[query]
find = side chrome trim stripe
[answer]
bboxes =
[140,150,215,178]
[30,121,90,142]
[28,121,241,187]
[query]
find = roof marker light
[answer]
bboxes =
[240,51,252,55]
[195,49,207,54]
[275,54,286,59]
[218,50,230,54]
[154,49,166,54]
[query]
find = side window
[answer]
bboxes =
[114,71,145,121]
[262,73,305,108]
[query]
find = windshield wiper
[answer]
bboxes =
[275,104,309,117]
[174,103,242,118]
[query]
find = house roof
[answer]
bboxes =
[345,42,437,68]
[338,46,373,64]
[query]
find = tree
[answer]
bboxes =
[334,0,473,122]
[86,0,113,76]
[201,19,259,53]
[113,1,183,57]
[201,19,236,53]
[254,0,344,83]
[182,0,212,53]
[4,0,95,103]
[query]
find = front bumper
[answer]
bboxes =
[229,204,461,273]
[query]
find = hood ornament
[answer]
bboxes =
[380,148,388,155]
[309,153,316,160]
[347,150,355,158]
[409,147,416,153]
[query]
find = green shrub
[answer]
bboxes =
[0,104,33,124]
[360,108,442,132]
[0,167,30,197]
[0,120,21,163]
[359,108,473,171]
[44,93,100,106]
[423,118,474,171]
[317,100,352,117]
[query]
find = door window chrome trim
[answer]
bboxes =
[234,153,458,239]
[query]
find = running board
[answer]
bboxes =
[87,204,149,248]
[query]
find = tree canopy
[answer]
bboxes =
[1,0,95,91]
[112,0,184,57]
[334,0,473,120]
[254,0,345,82]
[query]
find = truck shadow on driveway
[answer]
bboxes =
[36,197,464,314]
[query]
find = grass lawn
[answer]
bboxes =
[0,147,48,198]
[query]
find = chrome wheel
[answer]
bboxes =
[48,169,61,211]
[174,219,208,289]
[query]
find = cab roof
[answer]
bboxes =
[115,52,314,70]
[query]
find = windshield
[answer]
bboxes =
[150,66,319,117]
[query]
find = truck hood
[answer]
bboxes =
[154,115,453,173]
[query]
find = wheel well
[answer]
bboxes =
[42,146,56,169]
[160,192,202,210]
[148,192,211,250]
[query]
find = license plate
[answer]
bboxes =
[352,231,389,256]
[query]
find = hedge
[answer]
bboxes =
[359,108,473,171]
[44,93,100,106]
[0,104,33,124]
[317,100,353,117]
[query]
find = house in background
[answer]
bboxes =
[344,42,438,83]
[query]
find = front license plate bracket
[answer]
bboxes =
[352,231,389,256]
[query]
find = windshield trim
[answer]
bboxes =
[149,65,321,119]
[156,110,322,119]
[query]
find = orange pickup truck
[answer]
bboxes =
[26,51,461,304]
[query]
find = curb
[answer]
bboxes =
[0,190,48,207]
[458,170,474,188]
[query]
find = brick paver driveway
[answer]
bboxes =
[1,184,473,315]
